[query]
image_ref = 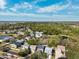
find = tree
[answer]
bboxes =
[27,39,40,45]
[18,49,29,57]
[30,51,47,59]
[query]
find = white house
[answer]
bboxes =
[30,45,36,53]
[21,43,29,50]
[25,36,31,40]
[35,31,43,38]
[45,47,54,55]
[17,31,24,35]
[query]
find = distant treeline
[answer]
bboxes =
[0,22,79,35]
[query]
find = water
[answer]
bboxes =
[0,35,10,40]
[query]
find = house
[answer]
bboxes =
[27,28,34,37]
[35,45,54,59]
[4,30,10,34]
[17,31,24,35]
[58,57,67,59]
[30,32,34,37]
[55,45,66,59]
[0,56,4,59]
[30,45,36,53]
[25,36,31,40]
[14,40,25,48]
[21,43,31,54]
[2,47,11,52]
[10,44,17,48]
[0,31,6,35]
[21,43,30,50]
[35,31,43,38]
[2,53,19,59]
[36,45,45,52]
[44,46,55,59]
[44,47,55,56]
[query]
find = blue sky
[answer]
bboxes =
[0,0,79,21]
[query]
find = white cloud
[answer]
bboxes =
[10,2,32,12]
[0,13,79,21]
[71,5,79,9]
[0,12,48,17]
[33,0,46,3]
[37,0,70,13]
[0,0,6,9]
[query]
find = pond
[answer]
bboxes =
[0,35,10,40]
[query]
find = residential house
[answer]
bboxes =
[14,40,25,48]
[25,36,31,40]
[36,45,45,52]
[44,46,55,59]
[17,31,24,35]
[0,56,4,59]
[10,44,17,48]
[45,47,55,56]
[58,57,67,59]
[21,43,30,50]
[30,32,34,37]
[55,45,67,59]
[2,47,11,52]
[1,53,19,59]
[35,31,43,38]
[30,45,36,53]
[27,28,34,37]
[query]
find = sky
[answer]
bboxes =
[0,0,79,21]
